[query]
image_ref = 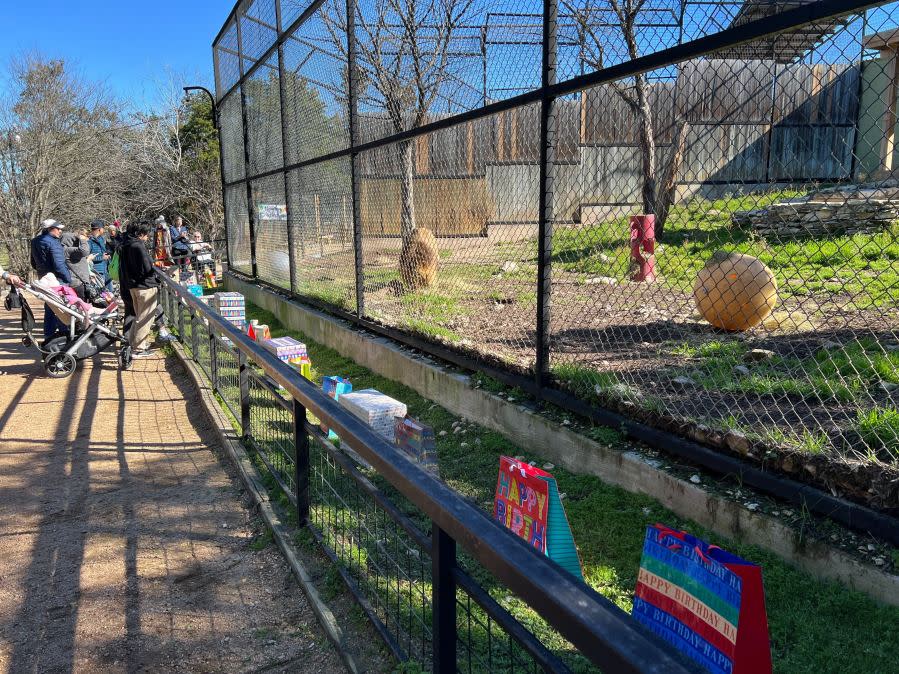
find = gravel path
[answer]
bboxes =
[0,313,346,673]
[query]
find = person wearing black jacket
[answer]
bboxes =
[119,222,160,357]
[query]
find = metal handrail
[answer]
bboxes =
[157,269,700,673]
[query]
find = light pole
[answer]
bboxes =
[182,86,218,129]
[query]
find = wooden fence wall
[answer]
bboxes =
[357,59,861,186]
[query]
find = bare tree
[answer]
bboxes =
[127,82,223,240]
[565,0,689,239]
[0,57,130,273]
[323,0,474,245]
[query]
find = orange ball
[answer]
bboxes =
[693,252,777,331]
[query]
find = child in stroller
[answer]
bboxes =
[8,282,132,377]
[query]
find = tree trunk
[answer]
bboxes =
[654,118,690,240]
[400,138,416,245]
[634,75,656,219]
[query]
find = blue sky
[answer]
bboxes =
[0,0,232,111]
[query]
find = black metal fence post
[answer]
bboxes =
[209,331,219,390]
[431,525,457,673]
[177,296,185,339]
[238,351,251,438]
[191,309,200,359]
[292,399,310,524]
[535,0,558,394]
[346,0,365,318]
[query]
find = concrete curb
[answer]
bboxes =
[227,273,899,608]
[169,342,364,673]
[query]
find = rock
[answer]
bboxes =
[501,261,518,273]
[746,503,759,511]
[874,557,886,566]
[725,431,751,455]
[821,340,841,350]
[597,253,611,263]
[733,365,751,377]
[585,276,618,286]
[745,348,775,362]
[460,442,469,448]
[438,430,448,437]
[543,463,555,470]
[672,376,696,388]
[692,425,711,444]
[690,474,701,484]
[879,381,898,393]
[561,419,571,426]
[642,507,652,515]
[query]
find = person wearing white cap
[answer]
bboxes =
[30,218,71,339]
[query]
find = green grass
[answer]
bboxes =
[549,191,899,309]
[662,337,897,408]
[239,301,899,674]
[856,407,899,461]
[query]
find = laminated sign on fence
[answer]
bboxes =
[493,456,582,580]
[632,524,772,674]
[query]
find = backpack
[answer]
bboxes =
[108,250,120,281]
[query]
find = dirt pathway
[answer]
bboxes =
[0,313,346,674]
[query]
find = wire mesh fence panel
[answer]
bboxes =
[281,6,350,165]
[220,91,246,184]
[244,53,285,177]
[226,184,253,275]
[358,108,542,371]
[309,438,433,665]
[288,158,357,310]
[214,19,242,95]
[252,174,292,289]
[248,373,297,496]
[173,298,194,358]
[195,318,213,381]
[217,0,899,511]
[215,338,243,425]
[240,0,279,62]
[547,13,898,506]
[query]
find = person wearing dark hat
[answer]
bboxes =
[30,219,71,339]
[89,219,112,291]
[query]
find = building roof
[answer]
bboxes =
[715,0,850,62]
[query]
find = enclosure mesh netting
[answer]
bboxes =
[216,0,899,509]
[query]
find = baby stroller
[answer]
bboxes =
[8,283,132,378]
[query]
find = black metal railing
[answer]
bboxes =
[157,270,700,673]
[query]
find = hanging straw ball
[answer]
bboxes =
[693,251,777,331]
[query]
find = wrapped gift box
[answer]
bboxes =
[338,389,407,442]
[262,336,307,362]
[212,292,245,309]
[289,355,312,380]
[321,376,352,438]
[394,417,438,475]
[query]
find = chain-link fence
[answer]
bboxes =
[214,0,899,510]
